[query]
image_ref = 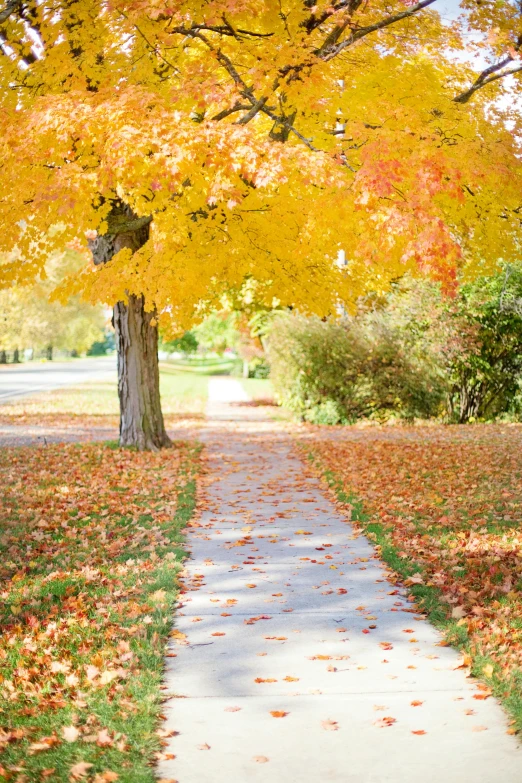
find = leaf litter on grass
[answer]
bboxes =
[304,423,522,731]
[0,440,200,782]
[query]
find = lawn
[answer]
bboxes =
[162,356,241,375]
[0,439,200,781]
[303,423,522,732]
[0,367,210,428]
[240,377,274,401]
[0,369,275,430]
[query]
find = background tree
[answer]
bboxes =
[1,0,522,446]
[444,268,522,421]
[0,253,106,359]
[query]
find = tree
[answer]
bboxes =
[0,253,106,358]
[193,313,240,356]
[160,331,199,356]
[1,0,522,447]
[444,268,522,422]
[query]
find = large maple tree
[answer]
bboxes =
[1,0,521,448]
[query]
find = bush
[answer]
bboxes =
[248,357,271,378]
[268,267,522,425]
[443,268,522,422]
[268,310,445,423]
[160,330,199,355]
[87,330,115,356]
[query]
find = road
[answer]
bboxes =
[0,356,117,404]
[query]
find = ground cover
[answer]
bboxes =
[0,372,275,432]
[162,357,240,375]
[0,368,209,429]
[303,424,522,732]
[0,439,200,782]
[240,377,274,401]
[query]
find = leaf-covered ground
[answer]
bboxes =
[0,368,209,429]
[0,440,200,782]
[302,424,522,731]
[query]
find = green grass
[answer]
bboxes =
[240,377,274,400]
[0,441,201,781]
[162,356,241,375]
[0,368,210,420]
[307,451,522,735]
[159,366,209,411]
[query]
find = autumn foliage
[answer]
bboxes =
[0,441,199,781]
[1,0,522,329]
[306,423,522,727]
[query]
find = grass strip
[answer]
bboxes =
[306,449,522,736]
[0,440,201,782]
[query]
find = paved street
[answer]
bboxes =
[0,356,116,404]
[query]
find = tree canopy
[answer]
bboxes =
[1,0,521,329]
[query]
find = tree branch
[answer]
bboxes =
[454,59,522,103]
[236,96,269,124]
[320,0,438,60]
[0,0,22,25]
[212,101,252,120]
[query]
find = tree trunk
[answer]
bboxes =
[89,203,170,451]
[46,345,53,361]
[114,294,170,450]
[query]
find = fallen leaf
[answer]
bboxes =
[96,729,113,748]
[270,711,288,718]
[374,716,396,728]
[29,735,60,753]
[451,606,467,619]
[62,726,80,743]
[321,719,339,731]
[253,756,269,763]
[70,762,94,780]
[411,730,427,735]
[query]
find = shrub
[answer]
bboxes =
[268,309,445,423]
[268,267,522,425]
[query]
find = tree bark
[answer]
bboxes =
[114,293,170,450]
[89,204,170,451]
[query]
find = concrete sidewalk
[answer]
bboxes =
[158,379,522,783]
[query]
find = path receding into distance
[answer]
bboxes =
[158,378,522,783]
